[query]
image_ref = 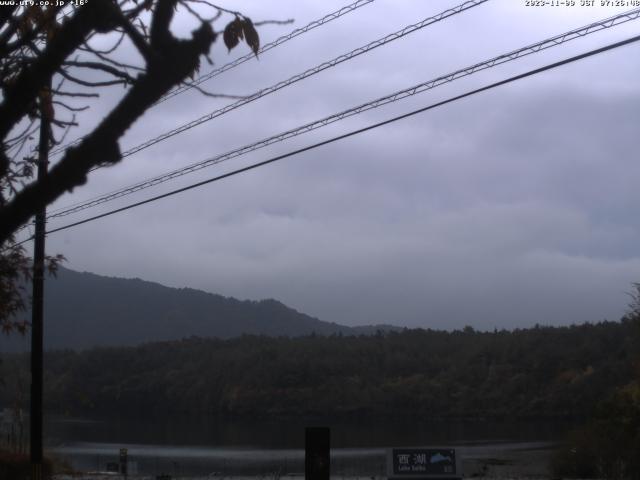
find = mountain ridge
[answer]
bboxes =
[0,267,400,352]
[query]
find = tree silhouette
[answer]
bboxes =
[0,0,263,332]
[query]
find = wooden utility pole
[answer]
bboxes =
[31,84,50,480]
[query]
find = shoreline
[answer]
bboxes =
[50,442,555,480]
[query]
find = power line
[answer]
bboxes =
[120,0,488,158]
[157,0,376,105]
[46,0,490,217]
[52,0,489,163]
[49,0,376,157]
[32,33,640,241]
[46,7,640,220]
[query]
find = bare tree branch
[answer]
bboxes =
[83,30,127,55]
[84,46,146,72]
[0,1,112,139]
[253,19,294,27]
[113,10,155,63]
[58,68,129,87]
[0,2,217,242]
[52,90,100,98]
[52,100,90,112]
[62,60,137,83]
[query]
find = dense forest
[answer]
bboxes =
[1,320,638,419]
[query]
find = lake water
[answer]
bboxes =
[44,416,573,476]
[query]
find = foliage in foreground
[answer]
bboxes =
[550,382,640,480]
[550,292,639,480]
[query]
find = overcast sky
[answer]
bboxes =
[26,0,640,330]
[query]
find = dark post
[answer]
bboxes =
[30,82,50,480]
[120,448,128,478]
[305,427,330,480]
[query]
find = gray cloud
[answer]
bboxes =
[38,0,640,331]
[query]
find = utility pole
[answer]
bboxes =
[31,83,50,480]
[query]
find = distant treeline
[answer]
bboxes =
[1,320,639,419]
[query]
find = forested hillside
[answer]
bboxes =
[2,320,637,419]
[0,268,398,352]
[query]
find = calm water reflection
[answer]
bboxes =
[47,416,571,447]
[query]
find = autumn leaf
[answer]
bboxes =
[223,18,243,52]
[241,17,260,57]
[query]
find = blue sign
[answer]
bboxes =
[388,448,459,478]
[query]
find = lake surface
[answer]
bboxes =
[45,416,573,476]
